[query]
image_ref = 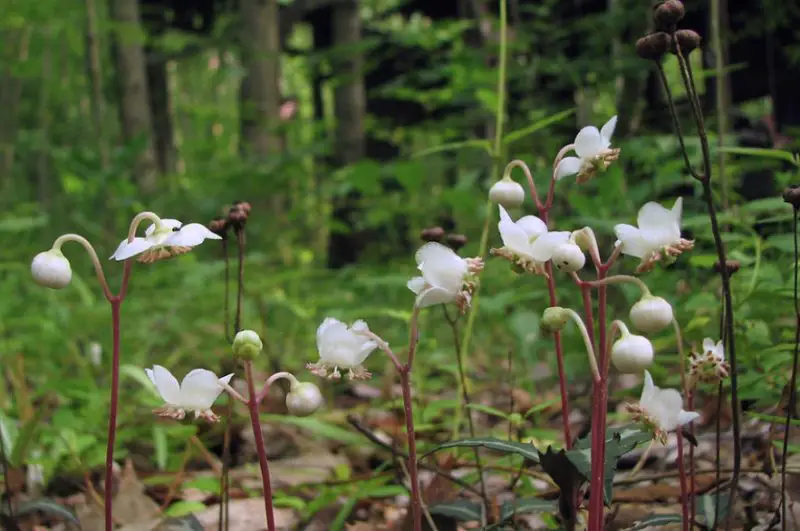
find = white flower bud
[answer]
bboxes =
[611,333,654,373]
[629,296,673,333]
[31,249,72,289]
[488,178,525,208]
[551,242,586,272]
[286,382,324,417]
[232,330,263,360]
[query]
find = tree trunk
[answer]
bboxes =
[332,0,365,165]
[147,55,176,174]
[0,28,31,197]
[239,0,281,157]
[109,0,157,194]
[85,0,109,169]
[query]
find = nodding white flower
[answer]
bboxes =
[110,218,222,264]
[31,249,72,289]
[689,337,729,384]
[489,178,526,208]
[551,241,586,273]
[145,365,233,422]
[555,116,620,183]
[88,342,103,367]
[611,332,654,374]
[307,318,379,380]
[629,295,674,333]
[614,197,694,272]
[407,242,482,311]
[285,382,324,417]
[628,370,699,444]
[492,205,570,274]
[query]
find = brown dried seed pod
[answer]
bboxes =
[670,29,702,54]
[783,185,800,208]
[420,226,445,243]
[636,32,671,60]
[446,233,468,251]
[654,0,685,31]
[713,259,741,276]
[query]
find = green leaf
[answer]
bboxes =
[499,497,556,521]
[411,139,492,158]
[164,500,206,517]
[9,406,47,467]
[422,437,540,463]
[502,108,576,145]
[260,415,366,445]
[15,499,79,525]
[719,146,799,165]
[627,514,683,530]
[429,499,483,522]
[700,492,730,528]
[465,403,510,419]
[153,425,168,471]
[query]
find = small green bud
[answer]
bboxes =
[232,330,263,360]
[508,412,522,427]
[541,307,570,334]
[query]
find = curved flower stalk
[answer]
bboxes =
[555,115,620,183]
[407,242,483,312]
[306,318,379,380]
[110,217,221,263]
[492,205,570,274]
[29,210,223,531]
[614,197,694,272]
[627,370,700,445]
[145,365,233,422]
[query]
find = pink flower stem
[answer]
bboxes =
[244,360,276,531]
[687,391,696,523]
[401,306,423,531]
[103,260,132,531]
[677,430,690,531]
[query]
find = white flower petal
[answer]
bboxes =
[179,369,224,410]
[498,206,535,258]
[574,126,603,159]
[407,276,425,295]
[702,337,715,353]
[145,368,156,386]
[637,200,679,233]
[151,365,181,405]
[219,373,234,386]
[416,286,458,307]
[110,237,153,261]
[529,231,570,262]
[676,410,700,427]
[416,242,468,294]
[145,218,182,237]
[600,115,617,145]
[640,370,656,405]
[555,157,582,180]
[614,224,649,259]
[516,215,547,239]
[165,223,222,247]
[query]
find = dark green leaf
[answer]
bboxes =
[503,108,576,145]
[16,499,79,525]
[412,139,492,158]
[428,499,482,522]
[422,437,539,463]
[155,514,204,531]
[627,514,683,529]
[699,492,730,528]
[538,446,584,524]
[9,404,47,467]
[499,497,556,521]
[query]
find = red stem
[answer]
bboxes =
[104,300,121,531]
[103,261,131,531]
[541,210,572,450]
[677,431,690,531]
[688,391,696,524]
[400,368,422,531]
[245,362,276,531]
[588,269,609,531]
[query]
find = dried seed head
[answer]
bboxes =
[636,32,671,61]
[232,200,252,215]
[713,259,741,276]
[227,205,249,230]
[446,233,468,251]
[208,217,228,238]
[783,185,800,208]
[670,29,702,55]
[654,0,685,32]
[420,226,445,243]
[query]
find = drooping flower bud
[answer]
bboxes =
[552,242,586,273]
[629,295,673,333]
[611,323,654,373]
[488,178,525,208]
[285,381,324,417]
[31,249,72,289]
[541,307,570,334]
[232,330,263,360]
